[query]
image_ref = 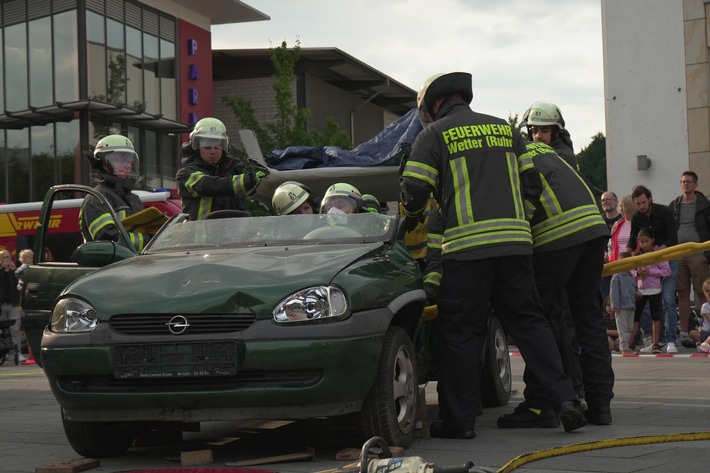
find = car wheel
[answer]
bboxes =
[61,410,134,457]
[360,326,417,448]
[481,315,512,407]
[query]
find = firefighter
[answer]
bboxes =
[400,72,586,439]
[79,134,151,252]
[523,101,578,171]
[497,141,615,429]
[176,117,267,220]
[272,181,319,215]
[319,183,367,215]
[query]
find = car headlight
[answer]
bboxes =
[51,298,98,333]
[273,286,349,323]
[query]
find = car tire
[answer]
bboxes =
[360,326,417,448]
[61,410,134,457]
[481,315,512,407]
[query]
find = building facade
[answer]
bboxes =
[0,0,267,204]
[602,0,710,204]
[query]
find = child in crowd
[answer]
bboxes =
[609,251,639,354]
[690,278,710,352]
[14,249,32,291]
[603,296,619,352]
[628,228,671,354]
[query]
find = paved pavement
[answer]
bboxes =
[3,346,710,473]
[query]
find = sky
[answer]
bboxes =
[212,0,605,150]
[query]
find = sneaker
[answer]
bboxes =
[698,342,710,353]
[652,344,661,354]
[429,420,476,439]
[639,344,655,354]
[556,401,587,432]
[666,342,678,354]
[620,349,638,355]
[497,402,560,428]
[681,337,697,349]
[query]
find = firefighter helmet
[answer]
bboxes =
[417,72,473,118]
[89,134,140,187]
[320,183,364,214]
[523,101,566,130]
[189,117,229,150]
[272,181,314,215]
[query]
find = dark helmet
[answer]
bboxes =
[88,134,140,190]
[417,72,473,121]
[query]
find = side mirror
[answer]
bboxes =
[72,241,136,267]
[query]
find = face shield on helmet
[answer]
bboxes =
[92,135,140,183]
[272,181,314,215]
[320,183,364,215]
[189,117,229,150]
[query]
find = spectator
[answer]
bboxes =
[608,194,635,263]
[14,249,32,292]
[79,135,151,252]
[629,228,672,354]
[0,249,27,362]
[497,141,613,429]
[626,185,678,353]
[401,72,585,439]
[603,297,619,351]
[601,192,622,230]
[669,171,710,348]
[176,117,266,220]
[609,251,638,354]
[690,278,710,351]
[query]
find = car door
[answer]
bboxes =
[21,184,137,366]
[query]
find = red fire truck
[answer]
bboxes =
[0,189,182,262]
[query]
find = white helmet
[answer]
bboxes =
[320,183,364,215]
[272,181,313,215]
[189,117,229,150]
[90,134,140,188]
[523,101,566,130]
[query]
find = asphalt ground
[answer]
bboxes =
[3,345,710,473]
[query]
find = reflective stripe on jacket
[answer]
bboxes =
[526,141,609,251]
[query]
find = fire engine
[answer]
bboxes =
[0,189,182,262]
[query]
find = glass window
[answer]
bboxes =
[6,129,30,203]
[31,124,55,201]
[5,23,28,111]
[0,130,5,202]
[56,121,79,185]
[87,11,107,100]
[143,32,159,115]
[160,39,176,120]
[106,18,126,105]
[0,28,4,113]
[144,129,159,189]
[126,25,143,111]
[29,17,53,107]
[54,11,79,103]
[160,133,178,189]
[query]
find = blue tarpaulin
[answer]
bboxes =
[264,108,422,170]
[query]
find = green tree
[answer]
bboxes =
[577,132,607,191]
[222,40,352,159]
[507,113,528,140]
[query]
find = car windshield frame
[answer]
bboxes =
[144,212,398,252]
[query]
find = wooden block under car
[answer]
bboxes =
[35,458,100,473]
[180,449,213,466]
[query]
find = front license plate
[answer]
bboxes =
[114,342,237,379]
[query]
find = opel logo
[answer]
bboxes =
[166,315,190,335]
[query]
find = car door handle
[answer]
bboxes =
[25,282,40,298]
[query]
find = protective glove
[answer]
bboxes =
[244,170,269,191]
[403,213,424,233]
[424,283,439,306]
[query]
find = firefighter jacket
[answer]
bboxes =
[79,181,150,252]
[399,197,442,286]
[176,144,251,221]
[526,141,609,252]
[401,99,543,261]
[669,190,710,260]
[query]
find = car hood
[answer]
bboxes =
[64,243,385,318]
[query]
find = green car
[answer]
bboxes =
[22,175,511,458]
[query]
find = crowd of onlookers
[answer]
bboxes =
[600,172,710,354]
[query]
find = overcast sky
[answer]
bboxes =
[213,0,604,150]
